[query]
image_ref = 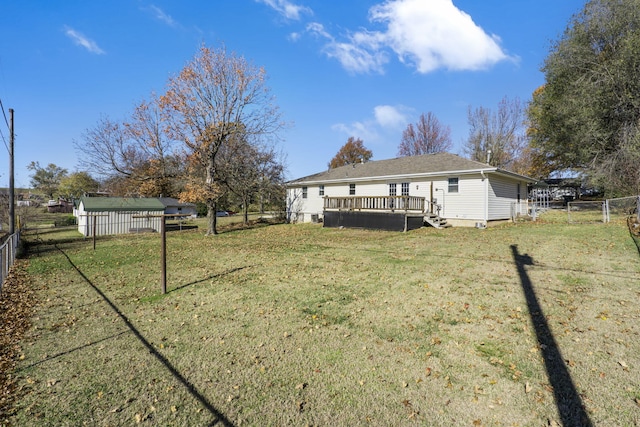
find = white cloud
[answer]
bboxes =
[369,0,509,72]
[147,5,178,28]
[307,22,388,74]
[332,121,380,143]
[374,105,410,129]
[63,26,105,54]
[288,32,302,42]
[257,0,312,21]
[306,22,331,40]
[303,0,510,74]
[332,105,411,143]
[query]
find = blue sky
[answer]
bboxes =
[0,0,585,188]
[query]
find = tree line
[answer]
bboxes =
[30,0,640,235]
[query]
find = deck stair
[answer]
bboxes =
[424,213,451,229]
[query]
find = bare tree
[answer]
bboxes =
[74,94,180,196]
[162,45,283,235]
[464,97,527,169]
[397,112,452,156]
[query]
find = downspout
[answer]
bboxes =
[481,171,488,226]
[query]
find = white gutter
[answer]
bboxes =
[287,167,500,186]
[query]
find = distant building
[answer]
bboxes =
[47,198,74,213]
[159,197,198,218]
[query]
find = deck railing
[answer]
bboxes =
[324,196,427,212]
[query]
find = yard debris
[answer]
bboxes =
[0,261,38,423]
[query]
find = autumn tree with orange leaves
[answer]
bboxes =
[328,137,373,169]
[161,45,283,235]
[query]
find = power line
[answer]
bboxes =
[0,97,9,130]
[0,125,8,153]
[0,100,7,153]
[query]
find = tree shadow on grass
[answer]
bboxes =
[169,266,250,294]
[510,244,592,427]
[17,330,129,371]
[56,245,235,427]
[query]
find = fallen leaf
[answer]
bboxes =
[619,360,629,370]
[525,382,532,393]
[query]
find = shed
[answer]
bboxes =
[76,196,165,236]
[159,197,198,218]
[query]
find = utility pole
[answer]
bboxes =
[9,108,15,235]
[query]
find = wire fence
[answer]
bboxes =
[0,231,20,295]
[606,196,640,222]
[522,195,639,225]
[564,195,639,224]
[567,200,607,224]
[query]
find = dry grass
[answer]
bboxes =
[2,212,640,426]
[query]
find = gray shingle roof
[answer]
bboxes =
[287,153,532,184]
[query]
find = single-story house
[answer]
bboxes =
[285,152,537,230]
[159,197,198,218]
[75,196,166,236]
[47,198,74,213]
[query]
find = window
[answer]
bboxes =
[401,182,410,196]
[319,185,325,196]
[388,183,397,208]
[302,186,307,199]
[349,184,356,195]
[448,177,459,193]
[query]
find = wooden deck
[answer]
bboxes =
[323,195,440,215]
[322,196,446,231]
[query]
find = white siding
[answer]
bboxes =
[430,175,485,221]
[286,172,528,225]
[488,175,518,220]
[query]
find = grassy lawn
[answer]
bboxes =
[2,212,640,426]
